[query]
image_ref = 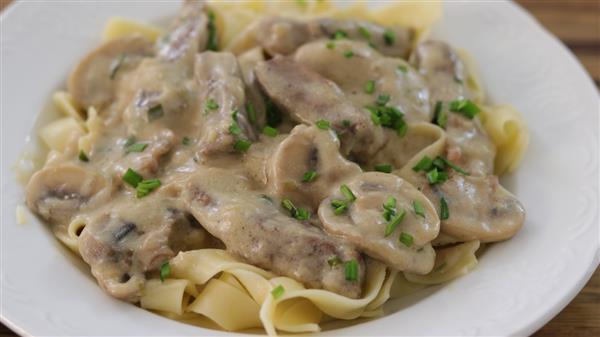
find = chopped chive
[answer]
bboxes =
[326,41,336,49]
[396,120,408,137]
[78,150,89,162]
[384,209,405,237]
[262,126,278,137]
[397,64,408,74]
[340,185,356,201]
[432,157,446,170]
[265,98,283,127]
[343,50,354,58]
[342,119,352,127]
[282,199,295,213]
[246,102,256,124]
[302,170,318,182]
[328,256,342,267]
[295,207,310,220]
[413,200,425,218]
[182,136,192,145]
[136,179,161,198]
[109,54,126,80]
[426,168,448,185]
[333,30,347,40]
[383,196,396,211]
[125,142,147,153]
[358,26,371,39]
[433,101,447,128]
[438,156,470,175]
[159,261,170,282]
[271,285,285,299]
[229,121,242,135]
[364,80,375,94]
[122,168,143,187]
[376,94,391,106]
[412,156,433,172]
[315,119,330,130]
[231,109,239,121]
[233,139,251,152]
[399,232,414,247]
[147,104,164,121]
[374,164,393,173]
[124,136,136,148]
[449,99,480,119]
[204,98,219,112]
[331,199,348,215]
[368,107,381,125]
[383,29,396,45]
[206,11,218,51]
[440,197,449,220]
[344,259,359,281]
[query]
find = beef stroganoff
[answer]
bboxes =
[24,0,528,334]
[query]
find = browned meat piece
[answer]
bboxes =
[181,168,365,298]
[255,58,386,159]
[155,0,208,62]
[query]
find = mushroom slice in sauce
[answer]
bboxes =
[25,164,111,226]
[318,172,439,274]
[78,193,209,302]
[255,58,386,159]
[68,36,154,111]
[194,52,257,156]
[182,168,365,298]
[155,0,209,63]
[294,39,431,123]
[235,16,413,58]
[421,174,525,242]
[411,40,495,175]
[268,124,362,210]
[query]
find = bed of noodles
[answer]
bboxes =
[33,1,528,335]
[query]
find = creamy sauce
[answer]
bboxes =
[25,1,525,303]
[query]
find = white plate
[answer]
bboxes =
[1,1,598,336]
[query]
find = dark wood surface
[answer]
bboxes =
[0,0,598,336]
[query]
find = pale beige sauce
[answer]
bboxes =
[25,1,525,303]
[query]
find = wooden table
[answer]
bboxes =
[0,0,598,336]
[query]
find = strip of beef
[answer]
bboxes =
[255,58,386,159]
[411,40,495,176]
[237,16,413,58]
[78,192,209,302]
[194,52,257,156]
[181,167,365,298]
[156,0,208,63]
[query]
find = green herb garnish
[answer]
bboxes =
[159,261,170,282]
[182,137,192,145]
[262,126,278,137]
[328,256,342,267]
[147,104,164,121]
[205,98,219,112]
[399,232,414,247]
[374,164,392,173]
[206,11,218,51]
[343,50,354,58]
[125,142,147,153]
[412,156,434,172]
[358,26,371,39]
[384,208,406,237]
[331,199,348,215]
[449,99,480,119]
[333,30,347,40]
[316,119,331,130]
[440,197,449,220]
[344,259,359,281]
[383,30,396,46]
[326,41,336,49]
[426,168,448,185]
[136,179,161,198]
[413,200,425,218]
[433,101,447,128]
[122,168,143,187]
[397,64,408,74]
[364,80,375,94]
[229,121,242,135]
[376,94,391,106]
[233,139,251,152]
[271,285,285,299]
[302,170,317,182]
[246,102,256,124]
[78,150,89,162]
[340,184,356,201]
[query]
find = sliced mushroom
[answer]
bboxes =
[411,40,495,175]
[194,52,257,156]
[255,58,386,159]
[421,174,525,242]
[78,193,208,302]
[233,16,413,58]
[25,164,111,226]
[318,172,439,274]
[68,36,154,111]
[181,167,365,298]
[155,0,208,63]
[294,39,431,123]
[268,125,361,210]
